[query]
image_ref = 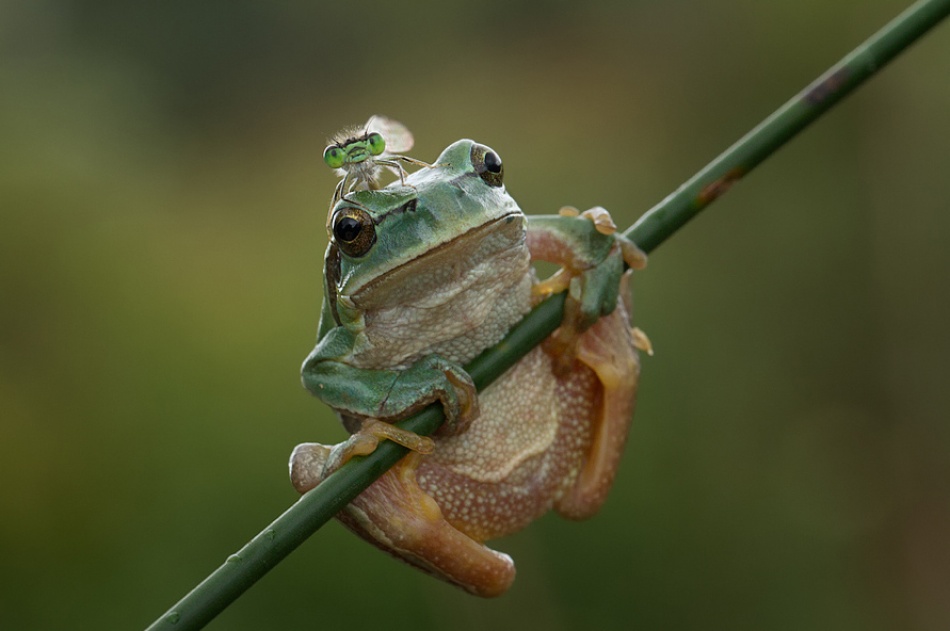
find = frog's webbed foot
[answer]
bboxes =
[382,354,479,436]
[529,206,647,375]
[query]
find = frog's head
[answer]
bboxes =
[325,139,527,317]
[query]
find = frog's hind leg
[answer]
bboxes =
[290,447,516,597]
[343,454,516,597]
[555,273,640,520]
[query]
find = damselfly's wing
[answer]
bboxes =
[366,115,414,155]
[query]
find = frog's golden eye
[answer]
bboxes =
[471,143,504,188]
[331,207,376,257]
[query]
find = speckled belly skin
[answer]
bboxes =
[417,347,601,540]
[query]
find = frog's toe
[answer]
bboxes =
[326,419,437,479]
[363,418,436,455]
[531,267,571,299]
[631,326,654,355]
[579,206,618,235]
[619,236,648,270]
[321,432,380,478]
[289,442,332,494]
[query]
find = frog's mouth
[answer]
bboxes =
[350,212,526,310]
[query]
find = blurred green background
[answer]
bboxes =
[2,1,949,629]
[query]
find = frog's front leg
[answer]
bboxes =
[301,326,479,437]
[290,447,516,597]
[527,207,646,373]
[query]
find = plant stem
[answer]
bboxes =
[625,0,950,251]
[145,1,950,628]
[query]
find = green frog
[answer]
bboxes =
[290,138,648,597]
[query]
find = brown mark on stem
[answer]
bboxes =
[804,67,851,105]
[696,167,745,207]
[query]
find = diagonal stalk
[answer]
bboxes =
[145,1,950,628]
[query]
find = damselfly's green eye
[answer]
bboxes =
[367,132,386,156]
[324,145,345,169]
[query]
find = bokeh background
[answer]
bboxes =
[2,1,949,629]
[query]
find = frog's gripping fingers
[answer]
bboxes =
[443,368,479,430]
[324,418,436,477]
[383,355,479,436]
[360,418,436,455]
[578,205,647,270]
[529,207,635,331]
[576,244,625,326]
[547,243,625,374]
[288,420,435,494]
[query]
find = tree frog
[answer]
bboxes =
[290,138,648,597]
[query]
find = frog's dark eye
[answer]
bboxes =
[471,143,504,188]
[484,150,502,174]
[331,207,376,257]
[324,145,345,169]
[366,132,386,156]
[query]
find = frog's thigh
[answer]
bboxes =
[555,295,639,520]
[338,454,516,598]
